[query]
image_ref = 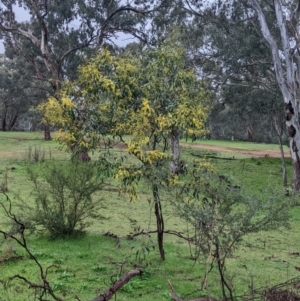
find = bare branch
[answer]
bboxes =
[92,268,142,301]
[0,193,63,301]
[127,229,194,242]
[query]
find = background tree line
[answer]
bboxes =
[1,0,299,188]
[0,0,287,142]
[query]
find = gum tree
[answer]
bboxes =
[0,0,157,140]
[178,0,300,192]
[246,0,300,192]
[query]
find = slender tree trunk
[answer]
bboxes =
[7,114,18,131]
[279,137,288,189]
[153,184,165,261]
[1,113,7,131]
[170,127,181,173]
[1,104,8,131]
[44,124,52,141]
[247,125,255,142]
[274,122,288,191]
[215,245,233,301]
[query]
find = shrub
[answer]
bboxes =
[173,168,290,300]
[28,161,103,236]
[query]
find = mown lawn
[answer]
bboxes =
[0,132,299,301]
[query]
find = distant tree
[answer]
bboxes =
[246,0,300,192]
[0,54,43,131]
[0,0,159,139]
[167,0,289,189]
[178,0,300,192]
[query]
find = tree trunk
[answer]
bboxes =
[153,184,165,261]
[274,124,288,191]
[7,114,18,131]
[250,0,300,192]
[44,124,52,141]
[170,127,181,173]
[247,125,255,142]
[284,102,300,193]
[280,140,288,189]
[1,114,7,132]
[1,105,7,131]
[77,149,91,162]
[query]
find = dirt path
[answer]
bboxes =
[180,142,290,158]
[113,141,290,158]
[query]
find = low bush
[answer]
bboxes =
[28,161,104,236]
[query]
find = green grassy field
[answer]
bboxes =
[0,132,299,301]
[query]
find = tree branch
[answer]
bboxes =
[100,1,167,39]
[91,269,142,301]
[127,229,194,242]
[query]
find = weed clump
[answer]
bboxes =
[23,145,47,163]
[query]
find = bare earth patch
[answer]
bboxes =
[180,142,290,158]
[108,141,290,158]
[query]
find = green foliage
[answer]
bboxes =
[174,167,290,299]
[40,46,211,159]
[28,162,103,236]
[176,170,289,253]
[0,55,41,131]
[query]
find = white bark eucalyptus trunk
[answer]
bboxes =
[249,0,300,192]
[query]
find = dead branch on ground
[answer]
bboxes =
[92,268,142,301]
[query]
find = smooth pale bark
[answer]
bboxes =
[279,134,288,189]
[249,0,300,192]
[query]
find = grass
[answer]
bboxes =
[0,132,299,301]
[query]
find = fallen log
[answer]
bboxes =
[92,268,142,301]
[168,280,220,301]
